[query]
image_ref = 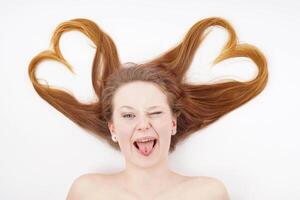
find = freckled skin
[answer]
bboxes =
[67,82,230,199]
[107,81,179,195]
[109,81,175,165]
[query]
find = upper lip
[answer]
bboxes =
[133,136,157,143]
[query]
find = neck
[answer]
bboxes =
[120,159,175,195]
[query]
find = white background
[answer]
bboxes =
[1,0,300,199]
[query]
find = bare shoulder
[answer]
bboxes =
[191,176,231,200]
[66,173,106,200]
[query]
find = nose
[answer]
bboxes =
[136,114,152,131]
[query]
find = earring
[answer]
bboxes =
[172,129,176,135]
[112,135,118,142]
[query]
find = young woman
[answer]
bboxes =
[28,17,268,199]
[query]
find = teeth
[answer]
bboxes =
[136,138,156,143]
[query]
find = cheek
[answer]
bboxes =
[120,120,135,130]
[152,121,172,140]
[153,115,173,129]
[115,121,135,144]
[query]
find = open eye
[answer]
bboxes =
[122,113,135,118]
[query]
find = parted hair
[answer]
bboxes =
[28,17,268,153]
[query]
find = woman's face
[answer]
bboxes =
[108,81,177,168]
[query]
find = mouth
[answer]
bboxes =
[133,139,158,156]
[133,139,157,149]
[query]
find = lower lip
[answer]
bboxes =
[133,140,158,157]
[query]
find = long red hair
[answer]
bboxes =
[28,17,268,153]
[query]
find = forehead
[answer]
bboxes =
[113,81,169,109]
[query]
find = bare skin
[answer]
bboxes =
[66,81,230,199]
[67,172,229,200]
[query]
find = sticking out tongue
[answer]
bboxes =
[136,140,155,156]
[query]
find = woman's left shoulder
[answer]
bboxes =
[190,176,231,200]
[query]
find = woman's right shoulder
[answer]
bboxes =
[66,173,106,200]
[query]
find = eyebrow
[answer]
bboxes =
[118,105,163,111]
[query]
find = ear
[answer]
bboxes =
[171,115,177,130]
[107,121,115,135]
